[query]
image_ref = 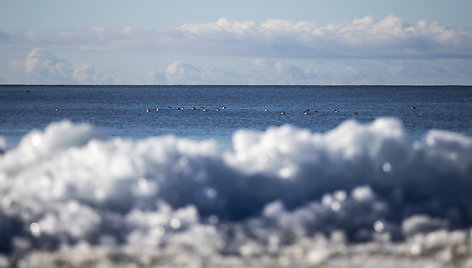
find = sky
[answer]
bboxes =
[0,0,471,85]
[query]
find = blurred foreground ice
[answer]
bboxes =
[0,118,471,267]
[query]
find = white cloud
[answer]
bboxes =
[11,49,472,85]
[146,60,318,85]
[165,61,204,84]
[251,59,316,83]
[6,15,472,84]
[72,63,101,84]
[145,70,167,85]
[9,15,472,59]
[161,61,246,85]
[24,48,62,73]
[12,48,74,84]
[146,58,472,85]
[11,48,111,84]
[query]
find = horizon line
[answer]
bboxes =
[1,84,472,87]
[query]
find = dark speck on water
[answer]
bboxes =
[1,85,472,149]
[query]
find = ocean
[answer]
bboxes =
[0,85,472,267]
[2,85,472,148]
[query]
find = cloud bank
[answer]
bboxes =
[4,15,472,84]
[154,60,316,85]
[143,58,472,85]
[6,15,472,59]
[10,48,111,84]
[9,48,472,85]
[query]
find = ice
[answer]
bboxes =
[0,118,471,266]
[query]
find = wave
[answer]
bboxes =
[0,118,471,267]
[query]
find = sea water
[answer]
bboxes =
[0,85,472,267]
[1,85,472,148]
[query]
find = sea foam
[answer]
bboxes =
[0,118,471,267]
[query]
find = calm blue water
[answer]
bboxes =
[1,85,471,149]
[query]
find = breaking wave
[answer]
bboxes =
[0,118,471,267]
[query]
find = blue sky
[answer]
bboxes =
[1,0,471,84]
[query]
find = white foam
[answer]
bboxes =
[0,118,471,266]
